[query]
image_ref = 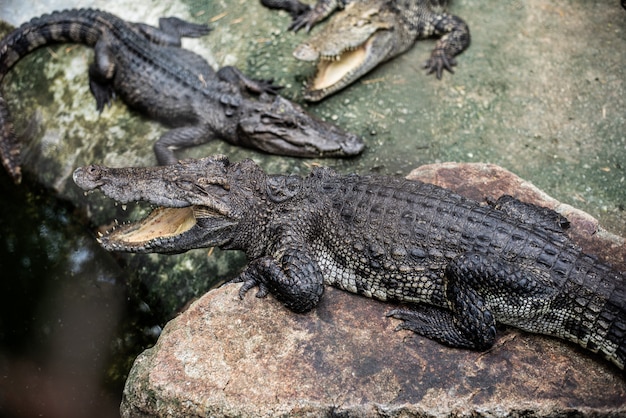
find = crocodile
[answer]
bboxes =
[73,156,626,371]
[261,0,470,101]
[0,8,365,183]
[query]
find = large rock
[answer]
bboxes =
[121,163,626,417]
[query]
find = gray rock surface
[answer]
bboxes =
[121,163,626,418]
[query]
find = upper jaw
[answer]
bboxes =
[72,156,232,210]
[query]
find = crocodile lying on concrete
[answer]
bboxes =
[0,8,364,183]
[261,0,470,101]
[73,156,626,371]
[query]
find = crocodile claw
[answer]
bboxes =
[90,80,116,112]
[289,15,315,32]
[228,271,269,299]
[249,78,284,96]
[424,49,457,79]
[288,8,323,33]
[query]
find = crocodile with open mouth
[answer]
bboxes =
[74,156,626,372]
[262,0,470,101]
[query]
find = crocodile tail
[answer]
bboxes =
[600,274,626,371]
[562,265,626,371]
[0,9,108,77]
[0,9,108,182]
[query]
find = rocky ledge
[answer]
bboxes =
[121,163,626,418]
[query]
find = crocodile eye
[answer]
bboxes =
[86,165,101,177]
[281,120,298,129]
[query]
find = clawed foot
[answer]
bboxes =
[248,78,284,96]
[159,17,212,38]
[424,49,457,79]
[387,308,435,333]
[387,305,495,350]
[227,271,269,299]
[260,0,311,27]
[216,66,283,97]
[289,11,319,32]
[90,80,116,112]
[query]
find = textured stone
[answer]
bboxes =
[121,163,626,417]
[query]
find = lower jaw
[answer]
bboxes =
[306,46,368,100]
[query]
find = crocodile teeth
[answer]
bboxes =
[321,54,342,62]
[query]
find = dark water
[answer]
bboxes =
[0,173,159,418]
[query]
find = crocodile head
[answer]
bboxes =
[72,155,263,253]
[292,2,398,101]
[235,93,364,157]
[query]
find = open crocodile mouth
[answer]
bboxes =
[99,205,225,253]
[311,39,370,93]
[72,157,238,253]
[299,30,394,101]
[103,206,196,245]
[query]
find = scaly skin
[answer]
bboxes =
[262,0,470,101]
[73,156,626,372]
[0,8,364,183]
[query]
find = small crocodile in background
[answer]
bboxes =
[261,0,470,101]
[73,156,626,372]
[0,9,365,184]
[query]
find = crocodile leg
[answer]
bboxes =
[89,38,117,112]
[261,0,341,32]
[290,0,344,32]
[424,13,471,79]
[233,246,325,314]
[132,17,212,46]
[387,304,490,349]
[260,0,312,20]
[153,125,217,165]
[389,252,555,350]
[490,195,570,233]
[216,66,283,96]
